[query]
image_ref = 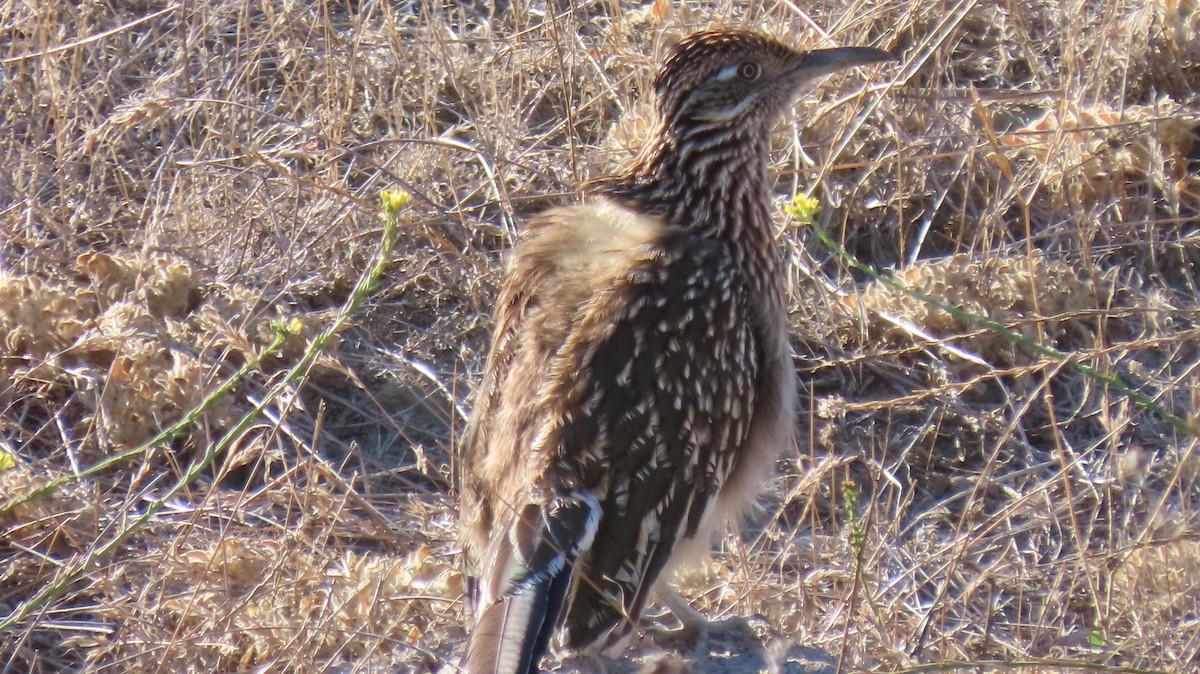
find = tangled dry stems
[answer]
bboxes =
[2,0,1199,672]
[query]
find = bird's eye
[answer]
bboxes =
[737,61,761,81]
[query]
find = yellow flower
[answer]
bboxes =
[785,193,820,226]
[380,190,412,217]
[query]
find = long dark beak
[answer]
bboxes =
[792,46,896,82]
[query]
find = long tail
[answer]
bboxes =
[461,563,571,674]
[460,491,601,674]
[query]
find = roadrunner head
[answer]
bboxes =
[654,29,894,135]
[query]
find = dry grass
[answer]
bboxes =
[2,0,1199,672]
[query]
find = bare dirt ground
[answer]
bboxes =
[3,0,1199,672]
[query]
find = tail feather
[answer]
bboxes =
[461,491,601,674]
[461,563,571,674]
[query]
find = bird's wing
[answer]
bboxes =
[460,202,669,673]
[553,233,761,652]
[458,201,663,591]
[461,225,762,673]
[457,239,567,607]
[459,239,593,674]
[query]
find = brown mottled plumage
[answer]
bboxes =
[458,29,893,674]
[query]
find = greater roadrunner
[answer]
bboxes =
[459,28,892,674]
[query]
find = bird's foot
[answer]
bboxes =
[645,587,749,659]
[553,652,615,674]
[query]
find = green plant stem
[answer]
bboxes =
[0,332,287,515]
[803,215,1200,439]
[0,193,405,631]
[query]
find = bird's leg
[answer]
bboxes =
[656,587,712,637]
[553,648,614,674]
[650,586,762,662]
[645,586,729,659]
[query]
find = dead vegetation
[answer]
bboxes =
[2,0,1199,672]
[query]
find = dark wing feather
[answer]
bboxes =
[550,235,761,650]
